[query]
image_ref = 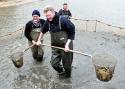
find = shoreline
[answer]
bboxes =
[0,0,38,8]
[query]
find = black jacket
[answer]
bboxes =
[24,19,45,41]
[59,9,72,17]
[42,12,75,40]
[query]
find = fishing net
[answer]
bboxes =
[92,53,117,82]
[11,52,23,68]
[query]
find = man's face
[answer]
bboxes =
[45,10,55,21]
[32,15,40,22]
[63,5,68,10]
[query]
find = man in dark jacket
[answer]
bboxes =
[24,10,45,62]
[59,3,72,18]
[36,6,75,78]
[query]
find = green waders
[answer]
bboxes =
[50,30,73,77]
[29,27,44,62]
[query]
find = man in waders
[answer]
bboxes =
[59,3,72,18]
[24,10,45,62]
[36,6,75,78]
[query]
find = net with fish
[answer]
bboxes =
[92,53,117,81]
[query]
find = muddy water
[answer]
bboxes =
[0,0,125,89]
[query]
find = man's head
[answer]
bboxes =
[43,6,55,21]
[32,10,40,22]
[63,3,68,11]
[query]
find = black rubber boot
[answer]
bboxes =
[53,66,64,73]
[32,52,37,59]
[65,73,71,78]
[36,55,43,62]
[63,69,71,78]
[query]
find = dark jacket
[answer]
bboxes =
[24,19,45,41]
[59,9,72,17]
[42,12,75,40]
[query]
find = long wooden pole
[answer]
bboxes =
[42,44,92,57]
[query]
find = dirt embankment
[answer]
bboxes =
[0,0,38,8]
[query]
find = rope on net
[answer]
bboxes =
[0,17,125,39]
[71,17,125,30]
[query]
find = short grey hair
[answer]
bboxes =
[43,6,54,13]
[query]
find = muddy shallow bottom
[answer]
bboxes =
[0,31,125,89]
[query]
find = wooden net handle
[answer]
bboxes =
[24,44,35,52]
[42,44,92,57]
